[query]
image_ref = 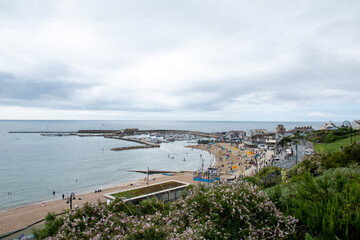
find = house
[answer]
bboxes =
[251,134,266,145]
[290,126,314,134]
[320,121,338,131]
[226,130,246,143]
[250,129,268,136]
[283,132,295,138]
[250,132,276,148]
[352,120,360,130]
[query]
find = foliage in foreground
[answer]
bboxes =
[245,143,360,239]
[267,167,360,240]
[35,181,297,239]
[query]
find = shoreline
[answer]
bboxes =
[0,173,196,235]
[0,142,272,235]
[0,140,206,214]
[0,171,156,213]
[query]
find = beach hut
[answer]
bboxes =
[193,168,220,183]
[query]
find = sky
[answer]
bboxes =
[0,0,359,121]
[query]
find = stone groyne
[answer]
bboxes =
[108,137,160,151]
[111,144,160,151]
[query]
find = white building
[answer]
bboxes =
[352,120,360,130]
[320,121,338,130]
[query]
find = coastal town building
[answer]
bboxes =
[225,130,246,143]
[250,134,266,145]
[290,126,314,134]
[352,120,360,130]
[103,181,189,205]
[320,121,338,131]
[283,132,295,138]
[124,128,139,135]
[248,132,276,148]
[250,129,268,136]
[275,124,286,136]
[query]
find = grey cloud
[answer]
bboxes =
[170,47,360,112]
[0,0,360,120]
[0,63,93,107]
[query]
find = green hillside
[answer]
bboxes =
[314,134,358,153]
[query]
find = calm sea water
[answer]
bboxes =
[0,120,322,211]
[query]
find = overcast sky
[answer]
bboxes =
[0,0,359,121]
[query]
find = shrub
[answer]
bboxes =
[172,182,297,239]
[249,166,282,188]
[33,212,64,239]
[322,143,360,169]
[266,167,360,240]
[308,128,355,143]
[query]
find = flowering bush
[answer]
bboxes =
[173,182,297,239]
[39,181,297,239]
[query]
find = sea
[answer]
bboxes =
[0,120,323,211]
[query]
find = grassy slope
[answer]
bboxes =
[314,134,359,153]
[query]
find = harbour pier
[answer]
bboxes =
[106,136,160,151]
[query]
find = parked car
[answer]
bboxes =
[258,144,267,149]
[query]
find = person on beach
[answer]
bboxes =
[53,191,55,196]
[62,194,64,199]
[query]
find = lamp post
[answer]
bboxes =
[67,192,75,210]
[295,142,298,165]
[343,120,352,144]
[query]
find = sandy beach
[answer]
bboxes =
[0,142,274,235]
[188,142,274,178]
